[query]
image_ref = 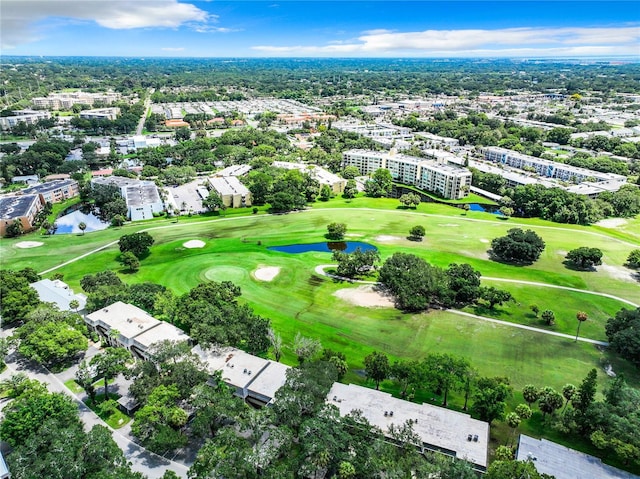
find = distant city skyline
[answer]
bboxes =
[2,1,639,58]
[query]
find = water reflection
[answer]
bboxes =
[267,241,377,254]
[54,205,109,234]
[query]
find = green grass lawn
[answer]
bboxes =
[3,197,639,396]
[64,379,85,394]
[85,393,131,429]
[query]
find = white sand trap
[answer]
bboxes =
[254,266,281,282]
[480,238,489,244]
[375,235,403,242]
[15,241,44,248]
[334,284,394,308]
[183,240,205,249]
[600,263,636,282]
[595,218,627,228]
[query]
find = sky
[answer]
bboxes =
[1,1,639,58]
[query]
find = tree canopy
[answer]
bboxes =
[490,228,546,264]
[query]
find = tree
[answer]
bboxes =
[341,165,360,179]
[399,193,421,208]
[120,251,140,272]
[541,309,555,326]
[90,347,130,399]
[293,333,322,364]
[424,353,470,406]
[605,307,640,366]
[485,459,547,479]
[267,328,283,362]
[626,249,640,268]
[78,221,87,235]
[332,247,380,278]
[5,219,24,237]
[530,304,540,317]
[378,253,448,311]
[566,247,603,269]
[471,376,512,425]
[203,190,225,212]
[575,311,588,342]
[522,384,540,407]
[364,168,392,197]
[446,263,482,306]
[111,214,125,227]
[498,206,513,218]
[319,184,332,201]
[562,383,577,412]
[132,384,188,453]
[69,299,80,312]
[478,286,514,309]
[538,386,564,419]
[119,232,154,258]
[0,270,41,324]
[326,222,347,240]
[390,360,423,398]
[364,351,390,390]
[175,126,191,141]
[515,403,532,420]
[409,225,425,241]
[342,179,358,199]
[506,412,521,444]
[76,359,97,403]
[490,228,546,264]
[573,368,598,415]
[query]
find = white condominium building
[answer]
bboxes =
[483,147,626,184]
[342,149,472,200]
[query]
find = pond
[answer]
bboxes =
[53,204,110,234]
[468,203,503,215]
[268,241,378,254]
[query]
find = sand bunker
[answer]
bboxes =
[595,218,627,228]
[15,241,44,248]
[254,266,281,282]
[375,235,403,242]
[479,238,489,244]
[183,240,205,249]
[333,284,394,308]
[600,263,636,282]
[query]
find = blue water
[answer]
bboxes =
[54,208,109,234]
[268,241,378,254]
[468,203,503,215]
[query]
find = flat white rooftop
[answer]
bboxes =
[193,345,270,390]
[30,279,86,311]
[134,321,191,349]
[246,360,290,402]
[208,176,250,196]
[327,383,489,469]
[86,301,159,339]
[517,435,638,479]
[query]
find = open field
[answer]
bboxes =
[4,199,638,397]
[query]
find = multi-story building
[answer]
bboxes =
[91,176,164,221]
[32,91,121,110]
[0,193,45,236]
[23,179,79,204]
[208,176,252,208]
[482,147,626,184]
[342,149,472,200]
[0,110,51,130]
[79,107,120,121]
[272,161,346,194]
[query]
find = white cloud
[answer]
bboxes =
[161,47,185,52]
[1,0,210,48]
[252,26,640,57]
[194,26,242,33]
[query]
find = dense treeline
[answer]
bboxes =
[2,58,640,110]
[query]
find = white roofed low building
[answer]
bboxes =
[30,279,87,312]
[85,301,190,359]
[91,176,164,221]
[192,345,290,407]
[208,176,252,208]
[327,382,489,472]
[272,161,347,194]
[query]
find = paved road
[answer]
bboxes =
[135,92,152,136]
[313,264,612,346]
[0,351,189,479]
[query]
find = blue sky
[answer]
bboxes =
[2,1,639,58]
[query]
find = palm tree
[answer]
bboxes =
[575,311,588,342]
[78,222,87,235]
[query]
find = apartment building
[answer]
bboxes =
[483,147,626,184]
[272,161,347,194]
[0,193,45,236]
[0,110,52,130]
[23,179,79,204]
[208,176,252,208]
[32,91,121,110]
[91,176,164,221]
[79,107,120,121]
[342,149,472,200]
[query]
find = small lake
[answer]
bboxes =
[268,241,378,254]
[468,203,503,215]
[54,204,110,234]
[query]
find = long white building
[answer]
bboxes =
[342,149,472,200]
[91,176,164,221]
[483,147,627,184]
